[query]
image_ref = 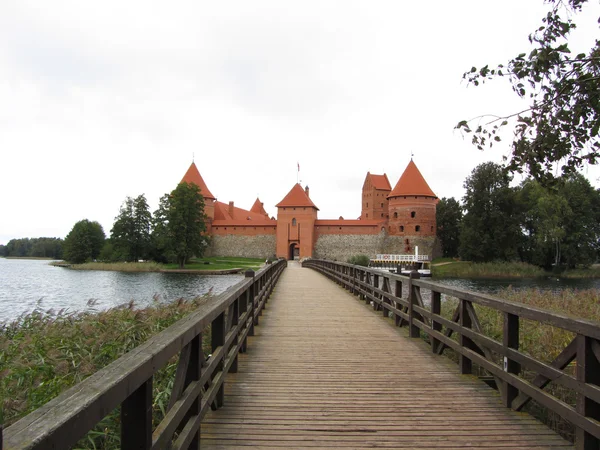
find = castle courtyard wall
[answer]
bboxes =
[207,234,277,258]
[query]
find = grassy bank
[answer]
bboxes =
[437,287,600,440]
[164,256,264,272]
[0,297,212,448]
[432,260,547,278]
[55,257,265,273]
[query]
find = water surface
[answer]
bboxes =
[0,259,243,323]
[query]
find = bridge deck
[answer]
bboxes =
[201,262,572,449]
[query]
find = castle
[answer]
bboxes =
[180,160,438,261]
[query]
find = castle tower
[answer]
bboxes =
[388,160,437,241]
[180,162,216,232]
[361,172,392,220]
[275,184,319,260]
[250,198,269,218]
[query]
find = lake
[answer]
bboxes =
[0,258,244,323]
[2,259,599,324]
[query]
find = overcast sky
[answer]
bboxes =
[1,1,599,245]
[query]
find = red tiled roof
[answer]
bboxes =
[275,184,319,210]
[213,201,274,223]
[388,160,436,198]
[250,198,269,216]
[180,162,215,200]
[212,219,276,227]
[370,173,392,191]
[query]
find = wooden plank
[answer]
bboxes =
[203,261,573,449]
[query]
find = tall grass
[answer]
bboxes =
[0,296,212,448]
[433,261,547,278]
[438,287,600,441]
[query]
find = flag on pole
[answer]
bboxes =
[297,162,300,172]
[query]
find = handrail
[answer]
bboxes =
[2,259,287,450]
[303,259,600,448]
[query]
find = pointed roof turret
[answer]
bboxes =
[388,160,436,198]
[276,184,319,210]
[180,162,215,200]
[250,198,269,217]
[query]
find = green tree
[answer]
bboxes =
[152,182,208,268]
[436,197,463,258]
[111,194,152,262]
[63,220,106,264]
[459,162,521,262]
[456,0,600,184]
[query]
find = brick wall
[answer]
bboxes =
[207,234,277,258]
[313,232,436,262]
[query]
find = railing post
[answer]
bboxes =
[211,312,225,409]
[503,313,520,408]
[373,274,379,311]
[431,291,441,353]
[245,269,256,334]
[121,378,152,449]
[576,335,600,448]
[359,271,365,300]
[230,296,239,374]
[408,271,420,338]
[394,279,403,327]
[459,299,473,375]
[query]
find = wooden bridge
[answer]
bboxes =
[3,259,600,449]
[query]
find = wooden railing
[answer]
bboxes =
[2,260,286,450]
[303,259,600,449]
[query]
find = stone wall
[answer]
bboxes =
[314,231,436,262]
[207,234,277,258]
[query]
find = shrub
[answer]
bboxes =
[347,254,371,267]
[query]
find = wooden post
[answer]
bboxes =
[211,312,225,409]
[408,271,420,338]
[359,271,365,300]
[459,299,473,375]
[394,279,403,327]
[431,291,441,353]
[230,296,239,374]
[373,274,379,311]
[245,269,256,333]
[240,283,248,352]
[576,335,600,449]
[121,378,152,449]
[503,313,520,408]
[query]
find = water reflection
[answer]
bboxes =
[0,259,243,323]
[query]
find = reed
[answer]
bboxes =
[438,287,600,441]
[0,295,212,448]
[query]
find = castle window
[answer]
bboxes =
[393,212,398,219]
[380,203,384,208]
[405,238,409,244]
[381,227,385,232]
[381,213,384,217]
[366,214,368,218]
[367,203,369,207]
[400,225,404,232]
[411,211,416,218]
[415,225,421,232]
[292,218,297,226]
[431,226,434,232]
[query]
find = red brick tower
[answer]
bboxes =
[275,184,319,260]
[361,173,392,221]
[388,160,437,239]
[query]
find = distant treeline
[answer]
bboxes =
[0,237,63,259]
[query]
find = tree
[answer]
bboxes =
[63,220,106,264]
[459,162,521,262]
[456,0,600,184]
[436,197,463,258]
[111,194,152,262]
[152,182,208,268]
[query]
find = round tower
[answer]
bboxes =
[387,160,437,251]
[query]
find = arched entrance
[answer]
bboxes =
[289,243,299,260]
